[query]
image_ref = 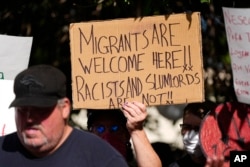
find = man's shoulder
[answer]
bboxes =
[70,128,122,153]
[71,128,106,142]
[70,128,112,148]
[0,132,20,152]
[70,128,117,150]
[71,128,100,140]
[68,128,128,166]
[0,132,18,142]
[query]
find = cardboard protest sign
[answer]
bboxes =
[0,34,33,80]
[200,102,250,167]
[223,7,250,104]
[0,80,16,136]
[69,12,204,109]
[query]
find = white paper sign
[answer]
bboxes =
[223,7,250,104]
[0,34,33,80]
[0,34,32,136]
[0,80,16,136]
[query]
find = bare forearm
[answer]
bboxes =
[130,129,162,167]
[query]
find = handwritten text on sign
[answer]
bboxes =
[223,7,250,104]
[70,13,204,109]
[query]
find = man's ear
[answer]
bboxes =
[61,97,71,119]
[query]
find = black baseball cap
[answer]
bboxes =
[9,64,67,108]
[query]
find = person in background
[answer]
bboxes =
[169,101,224,167]
[87,101,162,167]
[0,64,128,167]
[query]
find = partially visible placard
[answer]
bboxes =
[70,12,204,109]
[200,102,250,167]
[0,34,33,80]
[223,7,250,104]
[0,80,16,136]
[0,34,32,136]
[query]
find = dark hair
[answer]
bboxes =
[87,109,127,130]
[183,101,217,119]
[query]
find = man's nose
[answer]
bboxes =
[25,109,35,121]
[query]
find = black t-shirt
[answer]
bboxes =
[0,128,128,167]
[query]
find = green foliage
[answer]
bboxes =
[200,0,210,3]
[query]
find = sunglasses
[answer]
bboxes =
[90,125,121,134]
